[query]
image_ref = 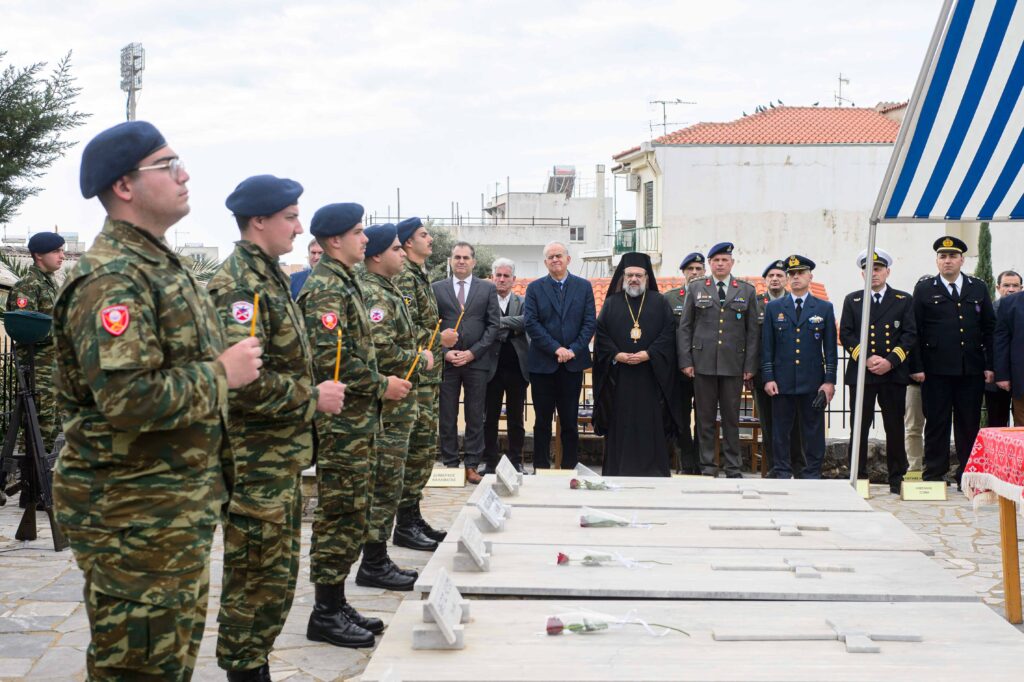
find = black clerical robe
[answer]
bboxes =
[593,289,682,476]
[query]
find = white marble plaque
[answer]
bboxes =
[495,455,521,496]
[416,544,974,601]
[413,567,470,649]
[454,519,491,572]
[444,506,932,553]
[467,475,872,512]
[364,600,1024,681]
[475,486,511,531]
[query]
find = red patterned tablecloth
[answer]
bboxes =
[962,427,1024,508]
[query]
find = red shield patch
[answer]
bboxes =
[15,297,27,309]
[100,305,130,336]
[321,312,338,330]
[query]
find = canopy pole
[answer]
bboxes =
[849,219,878,487]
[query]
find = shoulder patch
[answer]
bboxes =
[403,295,413,306]
[15,297,27,309]
[231,301,254,324]
[369,307,386,323]
[321,312,338,330]
[100,305,130,336]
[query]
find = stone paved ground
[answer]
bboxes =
[0,480,1021,681]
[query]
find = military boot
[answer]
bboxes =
[411,502,447,542]
[306,583,375,648]
[356,542,417,591]
[226,664,271,681]
[392,505,438,551]
[338,582,385,634]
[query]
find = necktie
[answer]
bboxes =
[558,280,565,303]
[717,281,726,305]
[795,297,803,318]
[950,282,959,301]
[873,293,881,305]
[458,279,466,307]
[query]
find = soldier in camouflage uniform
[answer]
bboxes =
[392,217,456,550]
[355,224,425,591]
[299,203,412,649]
[6,231,65,507]
[208,176,346,681]
[52,121,262,681]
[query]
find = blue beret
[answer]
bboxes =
[396,217,423,244]
[80,121,167,198]
[762,259,786,278]
[707,242,734,258]
[226,175,303,217]
[310,203,364,238]
[784,254,815,272]
[364,224,398,258]
[27,232,65,255]
[679,252,704,270]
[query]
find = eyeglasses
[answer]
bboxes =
[133,158,186,182]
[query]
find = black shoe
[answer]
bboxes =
[890,482,902,495]
[725,473,743,479]
[410,502,447,543]
[226,664,271,681]
[356,542,417,591]
[385,555,418,579]
[393,506,439,551]
[306,584,375,648]
[340,601,385,635]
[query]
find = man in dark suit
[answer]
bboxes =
[762,255,837,479]
[289,238,323,299]
[432,242,500,484]
[482,258,530,474]
[677,242,760,478]
[839,248,916,494]
[910,236,995,488]
[986,270,1022,426]
[995,288,1024,424]
[524,241,597,470]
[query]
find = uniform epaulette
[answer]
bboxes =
[919,274,933,283]
[895,294,906,299]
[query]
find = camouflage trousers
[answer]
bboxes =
[366,421,412,542]
[66,524,214,681]
[310,431,377,585]
[398,385,438,510]
[216,478,302,671]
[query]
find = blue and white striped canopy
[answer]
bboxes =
[876,0,1024,222]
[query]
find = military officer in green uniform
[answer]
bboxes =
[355,224,427,591]
[392,217,456,550]
[52,121,263,681]
[300,203,412,649]
[209,176,346,680]
[663,252,704,474]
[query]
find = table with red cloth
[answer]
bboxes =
[962,427,1024,623]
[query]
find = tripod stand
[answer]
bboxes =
[0,345,68,551]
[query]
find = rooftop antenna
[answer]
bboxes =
[834,73,855,107]
[649,98,696,137]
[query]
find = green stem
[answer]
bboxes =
[637,559,672,565]
[637,622,690,636]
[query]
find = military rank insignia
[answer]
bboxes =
[15,297,27,308]
[369,307,385,323]
[231,301,254,324]
[403,295,413,306]
[809,315,823,324]
[321,312,339,330]
[100,305,130,336]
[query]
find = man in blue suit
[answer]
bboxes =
[524,241,597,470]
[289,238,323,299]
[761,255,837,479]
[995,288,1024,425]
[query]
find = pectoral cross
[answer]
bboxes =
[713,619,922,653]
[708,518,829,537]
[710,557,853,579]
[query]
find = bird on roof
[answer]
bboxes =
[769,102,775,108]
[777,99,783,105]
[813,101,819,106]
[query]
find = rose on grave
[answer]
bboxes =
[546,616,564,635]
[580,513,629,527]
[569,478,581,489]
[545,616,609,635]
[556,551,671,567]
[556,552,570,565]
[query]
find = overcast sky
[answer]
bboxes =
[4,0,941,264]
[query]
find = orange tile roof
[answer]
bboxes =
[510,276,829,314]
[647,107,900,147]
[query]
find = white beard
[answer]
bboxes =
[625,284,643,298]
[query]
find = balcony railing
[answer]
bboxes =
[614,226,661,254]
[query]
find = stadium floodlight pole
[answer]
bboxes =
[119,43,145,121]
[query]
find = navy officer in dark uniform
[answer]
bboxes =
[664,252,704,473]
[761,255,837,479]
[910,236,994,489]
[839,248,916,493]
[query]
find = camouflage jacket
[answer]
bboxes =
[393,258,441,385]
[360,269,421,423]
[51,218,229,529]
[7,265,59,360]
[299,254,386,435]
[208,240,318,477]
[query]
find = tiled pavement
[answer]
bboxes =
[0,480,1021,681]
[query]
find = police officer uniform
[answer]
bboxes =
[761,255,837,479]
[663,251,703,473]
[356,224,420,592]
[299,203,386,649]
[208,175,316,679]
[676,242,760,477]
[839,249,915,493]
[911,236,994,486]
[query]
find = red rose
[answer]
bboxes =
[546,616,565,636]
[569,478,580,489]
[557,552,570,565]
